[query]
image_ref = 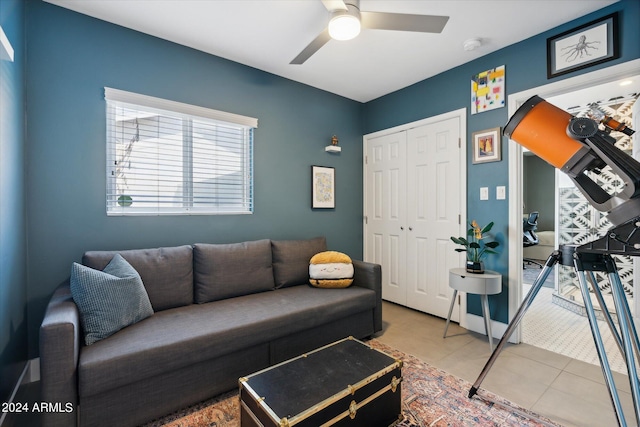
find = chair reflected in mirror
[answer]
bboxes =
[523,212,543,269]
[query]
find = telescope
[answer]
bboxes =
[470,95,640,426]
[505,95,639,228]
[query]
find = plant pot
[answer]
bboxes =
[466,261,485,274]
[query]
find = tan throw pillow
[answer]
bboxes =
[309,251,354,288]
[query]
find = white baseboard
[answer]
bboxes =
[465,313,518,344]
[27,358,40,383]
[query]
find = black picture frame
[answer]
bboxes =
[547,12,619,79]
[311,165,335,209]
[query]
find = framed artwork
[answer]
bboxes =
[547,12,619,79]
[472,127,501,164]
[471,65,505,114]
[311,166,335,208]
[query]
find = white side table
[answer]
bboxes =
[443,268,502,350]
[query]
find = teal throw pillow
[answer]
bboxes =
[70,254,154,345]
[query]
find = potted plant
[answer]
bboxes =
[451,220,500,273]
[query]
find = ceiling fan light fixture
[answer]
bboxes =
[328,6,361,41]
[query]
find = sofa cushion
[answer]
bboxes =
[194,239,275,303]
[272,237,327,288]
[82,246,193,311]
[70,254,154,345]
[78,284,376,397]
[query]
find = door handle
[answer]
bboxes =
[409,227,413,231]
[400,226,404,230]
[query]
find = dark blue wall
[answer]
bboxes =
[24,1,364,356]
[363,0,640,323]
[12,0,640,362]
[0,0,27,404]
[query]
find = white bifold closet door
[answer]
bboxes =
[365,116,462,320]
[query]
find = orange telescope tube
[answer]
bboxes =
[504,96,588,170]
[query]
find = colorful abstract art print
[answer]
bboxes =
[471,65,505,114]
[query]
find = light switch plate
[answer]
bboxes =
[480,187,489,200]
[496,186,506,200]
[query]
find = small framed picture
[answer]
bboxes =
[311,165,335,209]
[547,12,619,79]
[472,127,501,164]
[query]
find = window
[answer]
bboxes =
[105,88,257,215]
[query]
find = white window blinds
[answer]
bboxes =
[105,88,257,216]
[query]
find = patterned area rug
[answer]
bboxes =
[143,340,562,427]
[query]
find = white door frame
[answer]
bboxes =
[507,59,640,343]
[363,108,468,325]
[634,95,640,321]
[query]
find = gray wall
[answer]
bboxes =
[523,155,556,231]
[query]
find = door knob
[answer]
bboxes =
[400,226,404,230]
[409,227,413,231]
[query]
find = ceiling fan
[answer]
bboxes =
[290,0,449,65]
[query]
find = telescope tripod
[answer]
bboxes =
[469,244,640,427]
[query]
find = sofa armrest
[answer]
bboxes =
[351,260,382,333]
[40,283,79,427]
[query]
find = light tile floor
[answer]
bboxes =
[376,301,637,427]
[521,283,631,374]
[522,262,634,375]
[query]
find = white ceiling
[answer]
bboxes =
[45,0,619,102]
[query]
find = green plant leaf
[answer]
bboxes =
[454,220,500,261]
[451,237,469,246]
[481,221,494,233]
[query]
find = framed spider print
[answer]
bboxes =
[547,12,619,79]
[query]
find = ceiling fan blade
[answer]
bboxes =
[290,28,331,65]
[361,12,449,33]
[321,0,347,12]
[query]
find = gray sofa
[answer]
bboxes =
[40,237,382,427]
